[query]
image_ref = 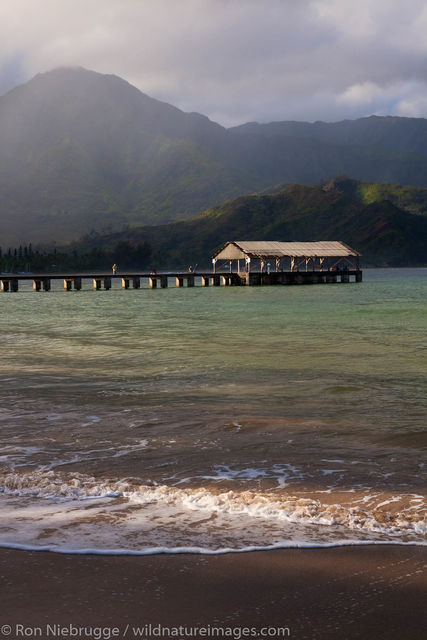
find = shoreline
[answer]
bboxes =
[0,538,425,555]
[1,545,425,640]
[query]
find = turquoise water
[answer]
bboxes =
[0,269,425,552]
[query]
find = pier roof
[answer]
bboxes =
[213,241,360,260]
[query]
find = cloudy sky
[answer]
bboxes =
[1,0,427,127]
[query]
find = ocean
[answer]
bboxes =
[0,268,425,554]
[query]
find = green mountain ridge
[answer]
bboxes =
[2,68,427,247]
[322,176,427,216]
[72,180,427,268]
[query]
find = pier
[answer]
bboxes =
[0,241,363,292]
[0,268,362,292]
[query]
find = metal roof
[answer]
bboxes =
[213,241,360,259]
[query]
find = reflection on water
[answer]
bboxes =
[0,268,426,552]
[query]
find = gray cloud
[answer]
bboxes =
[0,0,426,126]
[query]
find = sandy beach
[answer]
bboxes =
[0,545,425,640]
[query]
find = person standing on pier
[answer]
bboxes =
[112,264,118,275]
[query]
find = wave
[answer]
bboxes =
[0,470,425,554]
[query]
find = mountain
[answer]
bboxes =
[0,67,235,246]
[229,116,427,158]
[2,67,427,247]
[73,181,427,268]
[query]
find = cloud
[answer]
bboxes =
[0,52,27,96]
[0,0,426,126]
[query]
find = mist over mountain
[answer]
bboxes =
[1,67,427,247]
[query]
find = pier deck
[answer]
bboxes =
[0,269,362,292]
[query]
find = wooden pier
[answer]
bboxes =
[0,269,362,292]
[0,240,364,293]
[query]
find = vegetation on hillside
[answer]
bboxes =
[0,240,151,273]
[68,182,427,268]
[322,176,427,216]
[4,178,425,270]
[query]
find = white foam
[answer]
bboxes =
[81,415,101,427]
[322,469,345,475]
[0,469,425,554]
[0,446,45,468]
[195,463,307,487]
[0,538,424,557]
[38,440,150,470]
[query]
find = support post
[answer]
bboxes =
[202,276,210,286]
[1,280,10,292]
[161,275,168,288]
[122,278,130,289]
[187,275,195,287]
[42,278,51,291]
[93,278,102,290]
[149,277,157,288]
[33,279,41,292]
[73,278,82,291]
[132,277,140,289]
[176,277,184,287]
[104,277,111,290]
[10,279,18,292]
[64,279,72,291]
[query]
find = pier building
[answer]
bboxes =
[212,240,362,284]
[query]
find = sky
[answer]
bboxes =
[1,0,427,127]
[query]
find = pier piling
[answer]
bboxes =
[0,268,363,294]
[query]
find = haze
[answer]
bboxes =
[1,0,427,126]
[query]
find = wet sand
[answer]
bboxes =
[0,546,425,640]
